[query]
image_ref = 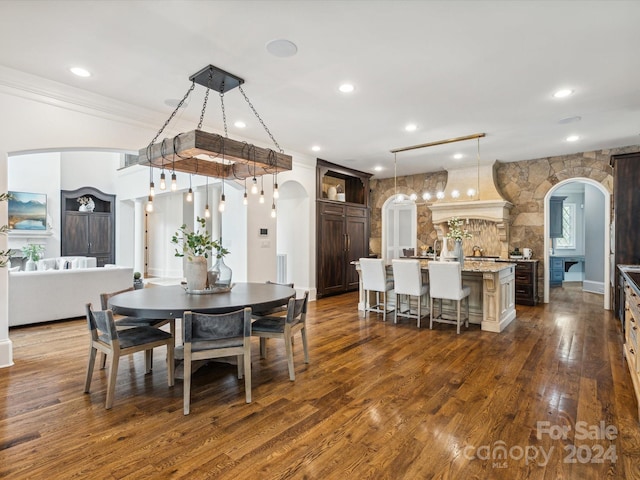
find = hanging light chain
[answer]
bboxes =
[219,91,228,138]
[148,81,196,152]
[238,85,283,153]
[196,68,215,130]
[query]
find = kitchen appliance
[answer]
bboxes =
[523,248,533,259]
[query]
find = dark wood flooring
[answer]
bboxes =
[1,284,639,479]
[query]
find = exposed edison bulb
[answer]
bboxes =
[422,192,431,201]
[146,196,153,212]
[159,172,166,190]
[273,183,279,199]
[186,188,193,202]
[259,190,265,204]
[149,181,155,197]
[219,194,226,212]
[436,191,445,200]
[451,189,460,199]
[409,193,417,201]
[204,204,210,218]
[251,177,258,194]
[467,188,476,197]
[243,192,248,205]
[395,193,404,202]
[171,173,177,191]
[271,204,276,218]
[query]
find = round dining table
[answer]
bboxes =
[108,282,296,319]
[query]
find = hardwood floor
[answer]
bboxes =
[1,285,639,479]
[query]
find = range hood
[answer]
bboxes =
[429,161,513,225]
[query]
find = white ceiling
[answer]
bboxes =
[1,0,638,178]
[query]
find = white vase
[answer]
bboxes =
[327,185,337,200]
[25,259,36,271]
[441,238,449,259]
[184,256,208,291]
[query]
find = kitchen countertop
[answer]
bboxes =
[619,265,640,296]
[353,259,516,273]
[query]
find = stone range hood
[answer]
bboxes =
[429,161,513,252]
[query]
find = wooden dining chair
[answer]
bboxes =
[84,303,175,409]
[100,287,175,372]
[251,291,309,381]
[182,307,252,415]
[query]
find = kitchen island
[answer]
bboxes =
[354,260,516,333]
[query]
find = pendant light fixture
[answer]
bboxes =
[259,176,265,204]
[204,176,210,218]
[243,178,248,205]
[186,174,193,202]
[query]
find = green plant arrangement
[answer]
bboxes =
[0,192,12,267]
[445,217,472,242]
[22,243,45,262]
[171,216,229,261]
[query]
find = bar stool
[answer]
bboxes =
[359,258,394,321]
[428,261,470,334]
[391,259,429,327]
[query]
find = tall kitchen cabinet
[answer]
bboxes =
[316,159,372,298]
[61,187,115,267]
[610,151,640,318]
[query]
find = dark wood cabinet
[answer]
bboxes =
[316,160,371,298]
[498,259,538,305]
[549,196,566,238]
[61,187,115,266]
[611,151,640,317]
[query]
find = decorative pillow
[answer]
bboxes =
[8,266,20,272]
[37,258,57,271]
[69,258,80,269]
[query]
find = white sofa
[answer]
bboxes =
[9,266,133,326]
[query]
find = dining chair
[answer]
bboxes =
[100,287,175,372]
[359,258,394,321]
[84,303,175,409]
[391,259,429,327]
[251,281,295,319]
[251,291,309,381]
[182,307,252,414]
[428,261,471,334]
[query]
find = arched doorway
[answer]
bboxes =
[543,178,610,309]
[381,196,417,260]
[276,179,311,293]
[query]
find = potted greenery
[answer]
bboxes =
[0,192,11,268]
[22,243,45,271]
[446,217,472,267]
[133,271,144,290]
[171,217,228,291]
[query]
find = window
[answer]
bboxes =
[382,199,416,259]
[556,203,576,249]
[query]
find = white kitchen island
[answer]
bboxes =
[354,260,516,333]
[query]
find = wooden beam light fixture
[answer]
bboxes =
[135,65,292,181]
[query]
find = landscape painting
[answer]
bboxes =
[8,192,47,230]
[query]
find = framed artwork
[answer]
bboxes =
[8,191,47,230]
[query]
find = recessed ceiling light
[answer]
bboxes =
[234,120,246,128]
[405,124,417,132]
[453,153,463,160]
[70,67,91,77]
[338,83,355,93]
[266,39,298,58]
[553,88,574,98]
[311,145,321,152]
[374,166,383,172]
[558,115,582,124]
[566,135,580,142]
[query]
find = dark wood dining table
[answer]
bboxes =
[108,282,296,319]
[107,282,296,377]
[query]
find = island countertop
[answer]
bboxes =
[353,259,516,273]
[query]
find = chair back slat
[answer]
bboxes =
[392,259,423,296]
[287,291,309,325]
[184,308,251,343]
[428,261,463,300]
[359,258,388,292]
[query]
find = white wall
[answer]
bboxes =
[585,184,605,285]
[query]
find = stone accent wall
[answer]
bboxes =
[370,145,640,296]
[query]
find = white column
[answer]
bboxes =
[134,198,145,276]
[0,151,13,367]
